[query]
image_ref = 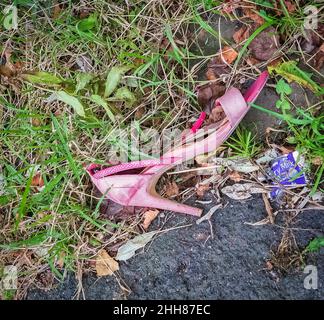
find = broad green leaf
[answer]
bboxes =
[90,94,115,122]
[77,13,97,32]
[47,91,85,117]
[75,73,93,93]
[104,65,131,97]
[275,79,292,95]
[268,61,324,94]
[276,98,290,110]
[22,71,63,85]
[114,87,136,106]
[3,5,18,30]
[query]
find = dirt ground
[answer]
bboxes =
[27,195,324,300]
[25,14,323,301]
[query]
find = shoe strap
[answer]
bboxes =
[87,157,180,179]
[190,71,268,131]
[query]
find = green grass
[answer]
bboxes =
[0,0,222,298]
[226,126,261,159]
[1,0,323,299]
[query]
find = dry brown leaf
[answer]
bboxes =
[312,156,323,166]
[233,26,250,44]
[206,68,217,80]
[57,252,66,269]
[197,83,225,108]
[266,260,273,270]
[275,144,295,154]
[243,8,264,25]
[221,0,240,14]
[219,46,238,64]
[165,181,179,197]
[31,118,41,127]
[249,27,279,61]
[228,171,242,182]
[31,173,44,188]
[262,193,274,224]
[96,249,119,276]
[246,57,260,66]
[142,209,159,230]
[221,183,266,200]
[0,49,16,78]
[284,1,296,13]
[196,183,210,197]
[313,43,324,70]
[53,4,62,19]
[135,106,145,120]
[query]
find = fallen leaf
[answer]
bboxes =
[206,68,217,80]
[96,249,119,276]
[142,209,159,230]
[104,65,131,97]
[57,252,66,268]
[195,148,224,165]
[312,156,322,166]
[284,1,296,13]
[249,27,279,61]
[53,4,63,19]
[196,183,210,197]
[246,57,260,66]
[135,106,145,120]
[266,260,273,270]
[228,171,242,182]
[206,58,230,81]
[213,157,259,173]
[197,83,225,109]
[221,183,267,200]
[221,0,240,14]
[245,217,270,226]
[31,173,44,188]
[196,204,222,224]
[31,118,41,127]
[243,7,264,25]
[313,43,324,70]
[208,106,225,123]
[165,181,179,197]
[45,91,85,117]
[300,24,324,54]
[0,49,17,77]
[272,144,295,154]
[115,231,158,261]
[233,25,250,44]
[262,193,274,224]
[255,149,279,165]
[219,46,238,64]
[75,55,93,72]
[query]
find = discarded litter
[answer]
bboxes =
[268,151,307,199]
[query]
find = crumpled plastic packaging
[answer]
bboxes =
[268,151,307,199]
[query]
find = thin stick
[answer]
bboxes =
[167,165,222,175]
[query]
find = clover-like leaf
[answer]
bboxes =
[276,79,292,95]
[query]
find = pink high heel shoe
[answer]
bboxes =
[87,72,268,217]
